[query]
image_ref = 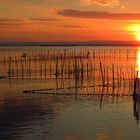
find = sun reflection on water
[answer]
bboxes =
[136,47,140,78]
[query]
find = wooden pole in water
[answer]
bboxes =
[44,61,47,79]
[122,71,125,87]
[117,66,119,87]
[55,56,58,78]
[68,59,71,79]
[107,66,109,85]
[87,62,89,79]
[93,63,95,85]
[50,64,52,78]
[103,64,106,85]
[100,62,105,86]
[3,56,6,67]
[112,64,115,88]
[15,56,18,78]
[8,57,12,79]
[120,67,122,88]
[21,62,24,79]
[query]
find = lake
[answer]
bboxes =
[0,45,140,140]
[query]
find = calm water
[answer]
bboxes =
[0,46,140,140]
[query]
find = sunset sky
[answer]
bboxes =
[1,0,140,42]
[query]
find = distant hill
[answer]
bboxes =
[0,40,140,46]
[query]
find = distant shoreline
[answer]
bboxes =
[0,44,139,47]
[0,41,140,46]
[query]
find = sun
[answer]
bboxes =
[137,35,140,41]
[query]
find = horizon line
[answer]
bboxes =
[0,40,140,46]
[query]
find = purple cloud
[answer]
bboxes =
[57,9,140,20]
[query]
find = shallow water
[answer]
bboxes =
[0,46,140,140]
[0,79,139,140]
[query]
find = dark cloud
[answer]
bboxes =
[30,18,61,22]
[61,24,89,28]
[61,25,83,28]
[0,23,21,26]
[0,18,61,28]
[0,19,24,28]
[0,19,23,22]
[57,9,140,20]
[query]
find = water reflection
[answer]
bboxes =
[0,96,56,139]
[0,78,140,140]
[133,93,140,124]
[133,47,140,123]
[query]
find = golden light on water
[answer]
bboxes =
[136,47,140,78]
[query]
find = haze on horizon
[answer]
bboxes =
[1,0,140,43]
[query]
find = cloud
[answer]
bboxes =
[62,25,83,28]
[0,19,30,29]
[57,9,140,20]
[0,19,23,22]
[0,18,61,29]
[30,18,61,22]
[61,25,89,28]
[0,23,20,26]
[0,19,24,27]
[80,0,119,7]
[0,18,61,26]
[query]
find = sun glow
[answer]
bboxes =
[137,35,140,41]
[127,24,140,41]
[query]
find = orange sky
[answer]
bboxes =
[0,0,140,42]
